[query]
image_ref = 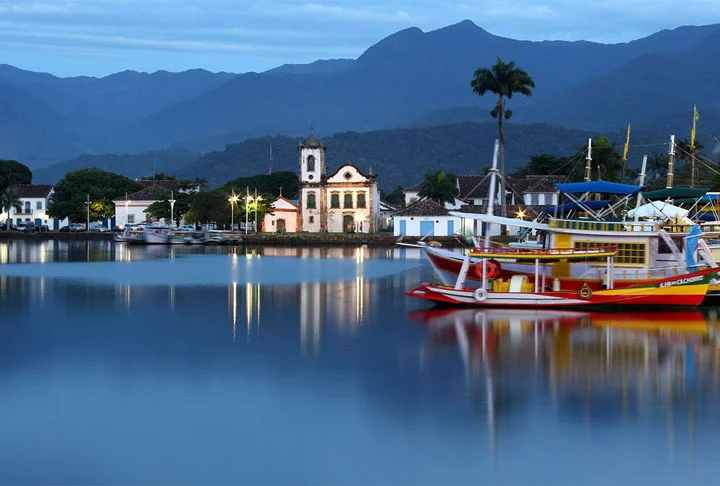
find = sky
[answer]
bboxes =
[2,0,720,78]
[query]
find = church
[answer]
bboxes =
[295,132,380,233]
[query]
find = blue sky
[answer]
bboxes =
[2,0,720,78]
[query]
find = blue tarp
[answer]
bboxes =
[542,200,611,213]
[554,181,643,195]
[685,225,703,272]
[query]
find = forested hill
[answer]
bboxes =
[176,122,603,189]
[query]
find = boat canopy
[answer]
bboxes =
[542,200,610,213]
[448,212,550,230]
[627,201,688,219]
[554,180,643,195]
[643,187,708,201]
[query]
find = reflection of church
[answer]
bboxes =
[297,132,380,233]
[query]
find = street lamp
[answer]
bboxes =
[169,190,176,228]
[244,186,251,235]
[253,189,263,234]
[85,193,90,230]
[228,191,239,231]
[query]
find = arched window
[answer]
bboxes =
[344,193,353,208]
[24,201,31,214]
[357,193,366,208]
[307,192,316,209]
[307,155,315,172]
[330,192,340,208]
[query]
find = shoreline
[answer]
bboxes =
[0,231,505,248]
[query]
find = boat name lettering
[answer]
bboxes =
[659,275,703,288]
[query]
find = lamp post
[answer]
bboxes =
[253,188,262,233]
[85,194,90,230]
[245,186,250,235]
[169,190,176,228]
[228,191,238,231]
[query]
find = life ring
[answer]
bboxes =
[473,288,488,302]
[578,285,593,300]
[473,259,501,279]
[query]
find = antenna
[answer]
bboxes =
[269,141,273,175]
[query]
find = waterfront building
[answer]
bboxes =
[263,196,299,233]
[0,184,68,229]
[393,198,462,237]
[113,180,185,227]
[297,132,381,233]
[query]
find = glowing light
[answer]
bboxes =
[517,210,525,219]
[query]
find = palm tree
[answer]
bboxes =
[0,188,20,230]
[418,171,458,206]
[471,57,535,218]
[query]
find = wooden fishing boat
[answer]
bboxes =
[407,243,719,308]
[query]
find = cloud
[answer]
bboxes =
[1,0,720,76]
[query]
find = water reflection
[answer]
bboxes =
[410,307,720,459]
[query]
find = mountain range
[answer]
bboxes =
[3,20,720,181]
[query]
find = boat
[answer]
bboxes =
[407,140,720,309]
[411,143,717,293]
[406,249,719,308]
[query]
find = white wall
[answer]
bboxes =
[114,201,151,227]
[1,195,67,229]
[393,216,462,237]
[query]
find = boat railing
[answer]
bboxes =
[548,218,660,232]
[470,245,617,257]
[580,263,692,281]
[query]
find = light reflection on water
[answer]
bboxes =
[0,241,720,483]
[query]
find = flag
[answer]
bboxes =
[694,106,700,122]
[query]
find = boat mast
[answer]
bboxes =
[666,134,675,189]
[633,155,648,223]
[483,140,500,250]
[584,138,593,182]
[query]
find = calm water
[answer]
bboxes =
[1,240,720,484]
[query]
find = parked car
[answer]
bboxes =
[69,223,86,232]
[91,225,111,232]
[14,222,28,231]
[58,225,70,232]
[22,222,39,232]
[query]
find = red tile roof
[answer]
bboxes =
[10,184,53,198]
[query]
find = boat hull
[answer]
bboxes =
[406,267,718,308]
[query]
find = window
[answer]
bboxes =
[36,201,43,210]
[575,241,646,265]
[530,193,540,205]
[24,201,31,214]
[344,193,353,208]
[307,193,316,209]
[127,214,135,224]
[307,155,315,172]
[330,193,340,208]
[309,216,314,224]
[357,193,366,208]
[343,171,353,180]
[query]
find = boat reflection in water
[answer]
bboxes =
[409,307,720,456]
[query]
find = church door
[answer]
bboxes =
[277,219,286,233]
[343,214,355,233]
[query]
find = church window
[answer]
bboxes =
[357,193,366,208]
[307,193,316,209]
[331,193,340,208]
[343,171,353,180]
[344,193,353,208]
[307,155,315,172]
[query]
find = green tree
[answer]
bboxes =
[0,160,32,192]
[382,185,405,208]
[141,172,177,181]
[471,57,535,216]
[47,168,142,222]
[183,190,231,227]
[0,188,21,229]
[222,171,299,199]
[567,136,623,183]
[145,191,193,225]
[418,171,458,205]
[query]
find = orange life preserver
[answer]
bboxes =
[473,259,501,279]
[578,285,593,300]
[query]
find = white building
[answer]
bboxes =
[1,184,68,229]
[393,199,462,237]
[298,132,381,233]
[264,197,299,233]
[113,180,183,227]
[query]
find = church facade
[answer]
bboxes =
[297,133,380,233]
